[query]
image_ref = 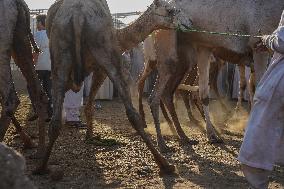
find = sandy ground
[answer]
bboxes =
[3,94,284,189]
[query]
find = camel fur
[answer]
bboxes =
[0,0,49,155]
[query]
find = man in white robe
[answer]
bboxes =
[238,10,284,189]
[63,86,85,127]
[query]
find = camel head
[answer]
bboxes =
[148,0,192,30]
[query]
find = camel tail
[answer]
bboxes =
[72,11,85,87]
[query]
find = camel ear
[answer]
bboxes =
[154,0,161,7]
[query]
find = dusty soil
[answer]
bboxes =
[3,94,284,189]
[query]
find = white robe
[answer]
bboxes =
[63,85,84,122]
[238,11,284,171]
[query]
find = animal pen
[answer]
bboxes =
[3,2,284,188]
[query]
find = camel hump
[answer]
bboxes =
[72,11,85,88]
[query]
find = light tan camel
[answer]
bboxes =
[0,0,49,156]
[35,0,192,175]
[138,30,259,148]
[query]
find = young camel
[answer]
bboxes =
[138,32,255,149]
[36,0,192,175]
[0,0,49,155]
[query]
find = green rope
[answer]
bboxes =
[177,25,263,39]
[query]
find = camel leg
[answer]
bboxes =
[0,8,21,142]
[0,53,19,142]
[210,61,227,111]
[11,115,35,149]
[253,52,268,84]
[197,47,223,144]
[148,74,171,152]
[160,102,177,135]
[161,74,199,146]
[137,60,155,125]
[180,90,200,124]
[34,34,72,174]
[85,69,107,139]
[90,47,175,174]
[12,35,49,155]
[248,71,256,110]
[236,65,246,110]
[0,83,19,142]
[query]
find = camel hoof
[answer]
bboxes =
[32,166,50,175]
[208,135,224,144]
[159,164,177,176]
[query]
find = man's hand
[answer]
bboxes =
[254,35,273,54]
[254,40,268,52]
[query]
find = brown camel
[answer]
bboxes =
[36,0,192,175]
[0,0,49,156]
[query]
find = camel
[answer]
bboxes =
[138,0,284,145]
[36,0,192,175]
[175,0,283,125]
[0,0,49,156]
[138,31,224,149]
[138,28,263,149]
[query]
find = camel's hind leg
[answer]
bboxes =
[89,45,175,174]
[0,2,20,142]
[197,47,223,144]
[12,34,49,153]
[210,60,227,111]
[34,31,72,174]
[85,67,107,139]
[0,54,19,142]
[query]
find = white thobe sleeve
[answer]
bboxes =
[263,26,284,54]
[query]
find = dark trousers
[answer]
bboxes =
[28,70,52,117]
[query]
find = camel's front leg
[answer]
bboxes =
[148,74,171,153]
[85,69,107,139]
[137,60,156,125]
[248,71,256,110]
[236,65,246,110]
[197,47,223,144]
[90,46,175,175]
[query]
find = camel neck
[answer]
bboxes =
[116,9,159,52]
